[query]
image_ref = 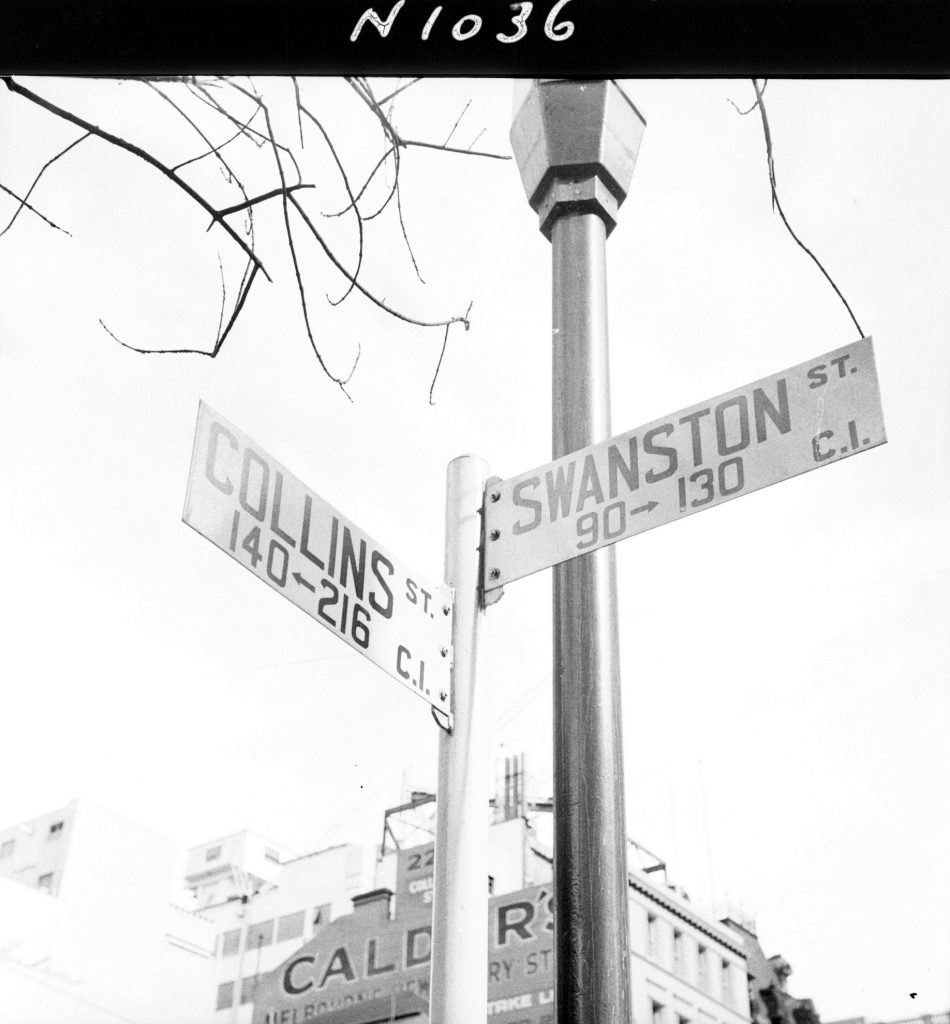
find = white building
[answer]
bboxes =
[628,864,750,1024]
[187,832,382,1022]
[0,798,217,1024]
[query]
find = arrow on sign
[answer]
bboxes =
[292,571,315,593]
[631,501,658,516]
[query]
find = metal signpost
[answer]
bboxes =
[509,79,647,1024]
[484,336,886,590]
[183,401,454,713]
[430,457,490,1024]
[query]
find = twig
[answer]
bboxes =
[429,301,473,405]
[727,79,768,117]
[443,99,472,147]
[171,107,263,172]
[187,80,266,150]
[376,77,423,107]
[396,177,424,284]
[150,81,245,190]
[400,137,510,161]
[291,76,305,148]
[296,100,366,307]
[289,192,471,332]
[215,255,227,342]
[747,78,864,337]
[218,183,315,218]
[323,146,395,219]
[0,131,89,238]
[258,95,358,396]
[0,181,71,236]
[100,260,259,358]
[220,79,304,186]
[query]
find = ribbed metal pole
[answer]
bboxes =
[551,211,632,1024]
[429,455,490,1024]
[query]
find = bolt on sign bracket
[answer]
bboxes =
[479,476,506,608]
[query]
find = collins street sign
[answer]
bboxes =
[184,402,453,710]
[483,337,886,591]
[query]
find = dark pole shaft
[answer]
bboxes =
[551,210,632,1024]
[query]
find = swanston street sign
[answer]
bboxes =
[483,337,886,590]
[184,402,453,709]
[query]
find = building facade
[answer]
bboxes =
[3,794,818,1024]
[722,917,822,1024]
[192,834,382,1023]
[251,818,752,1024]
[0,798,217,1024]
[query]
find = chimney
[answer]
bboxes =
[352,888,393,923]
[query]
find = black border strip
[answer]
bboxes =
[4,0,949,76]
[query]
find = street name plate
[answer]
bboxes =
[484,337,886,590]
[184,402,453,709]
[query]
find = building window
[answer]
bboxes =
[646,914,658,959]
[673,930,684,977]
[697,945,708,991]
[247,920,274,949]
[652,1001,665,1024]
[312,904,331,929]
[277,911,305,943]
[264,847,280,864]
[721,960,733,1006]
[221,929,241,957]
[0,839,13,858]
[216,982,234,1011]
[37,873,54,894]
[205,845,222,862]
[240,977,258,1004]
[48,821,64,840]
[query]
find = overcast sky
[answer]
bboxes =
[1,78,948,1022]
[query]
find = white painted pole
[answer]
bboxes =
[429,455,490,1024]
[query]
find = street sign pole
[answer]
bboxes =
[511,81,646,1024]
[429,455,490,1024]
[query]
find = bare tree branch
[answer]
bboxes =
[256,86,359,397]
[0,131,89,238]
[443,99,472,147]
[2,76,270,281]
[0,181,72,236]
[289,191,470,332]
[170,103,263,172]
[400,137,510,161]
[743,78,864,338]
[323,145,396,220]
[186,79,266,151]
[295,99,366,307]
[396,177,424,284]
[2,76,503,396]
[218,183,315,218]
[430,300,473,405]
[377,78,423,107]
[728,78,768,117]
[99,260,259,358]
[291,76,305,149]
